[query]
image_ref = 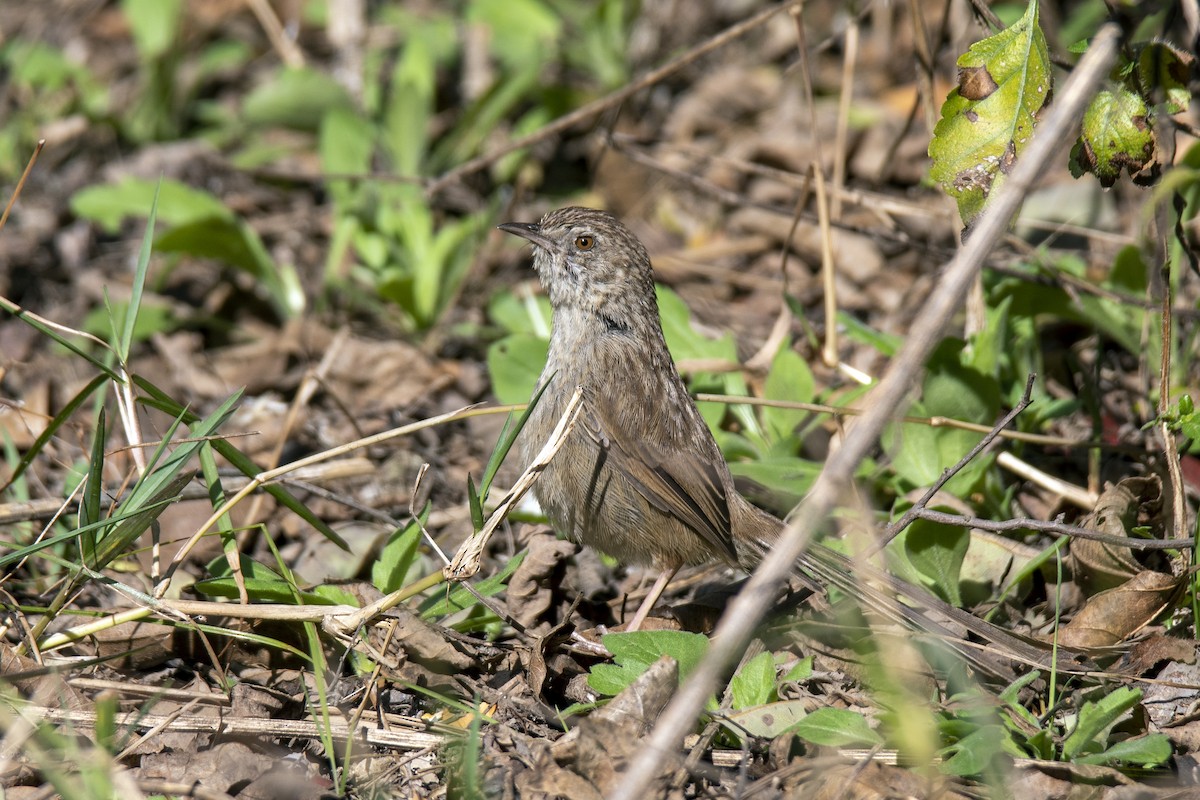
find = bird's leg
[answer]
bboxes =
[625,566,679,632]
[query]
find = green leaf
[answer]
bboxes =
[730,650,777,708]
[117,179,160,362]
[587,631,709,696]
[487,334,549,405]
[83,301,177,346]
[121,0,182,60]
[467,0,561,71]
[1135,42,1192,116]
[487,290,552,337]
[1062,687,1141,759]
[1068,88,1155,187]
[656,286,751,434]
[1075,734,1172,767]
[837,310,901,356]
[467,475,484,532]
[790,707,882,747]
[722,700,809,739]
[939,723,1011,776]
[929,0,1051,231]
[657,286,737,365]
[384,39,435,176]
[371,513,426,594]
[70,178,230,234]
[884,355,999,495]
[319,107,376,209]
[155,216,302,318]
[783,656,814,682]
[728,457,822,510]
[79,409,106,566]
[243,67,354,131]
[899,517,969,606]
[760,345,814,446]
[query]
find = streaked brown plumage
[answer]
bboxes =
[497,208,1075,680]
[498,207,781,624]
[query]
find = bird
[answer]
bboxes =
[495,207,1091,683]
[498,206,784,630]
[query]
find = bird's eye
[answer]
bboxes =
[574,235,595,251]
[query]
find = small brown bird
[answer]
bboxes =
[498,207,783,629]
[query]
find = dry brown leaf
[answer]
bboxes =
[1120,634,1198,676]
[525,656,681,796]
[376,610,480,673]
[1144,660,1200,732]
[1071,476,1164,596]
[140,740,267,794]
[507,531,578,631]
[1059,569,1184,649]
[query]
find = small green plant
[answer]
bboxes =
[311,1,635,328]
[937,679,1172,777]
[70,177,304,320]
[0,39,107,178]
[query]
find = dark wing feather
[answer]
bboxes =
[584,401,739,564]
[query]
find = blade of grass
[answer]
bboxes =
[79,408,106,567]
[477,377,551,499]
[132,374,345,548]
[1,374,109,492]
[116,179,160,364]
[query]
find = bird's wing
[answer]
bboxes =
[584,401,739,564]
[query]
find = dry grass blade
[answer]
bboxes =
[29,706,443,751]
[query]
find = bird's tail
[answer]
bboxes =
[732,497,1087,680]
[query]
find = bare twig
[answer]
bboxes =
[245,0,305,68]
[29,706,443,751]
[909,507,1195,550]
[872,374,1037,554]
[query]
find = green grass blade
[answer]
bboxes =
[2,374,108,493]
[116,173,161,362]
[79,408,106,566]
[0,298,120,380]
[132,374,347,549]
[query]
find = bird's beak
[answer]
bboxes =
[497,221,557,252]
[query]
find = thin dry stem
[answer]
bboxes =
[245,0,305,68]
[0,140,44,233]
[831,19,857,220]
[996,451,1098,509]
